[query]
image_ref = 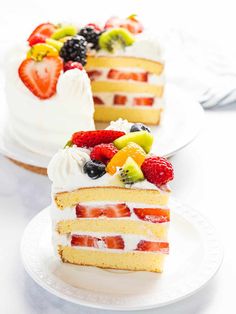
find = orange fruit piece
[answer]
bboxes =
[106,142,146,175]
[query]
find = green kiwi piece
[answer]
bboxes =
[119,157,144,184]
[98,28,135,53]
[51,25,77,40]
[46,38,63,51]
[114,131,154,153]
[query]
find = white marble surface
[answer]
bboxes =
[0,107,236,314]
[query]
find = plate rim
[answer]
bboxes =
[20,198,223,311]
[0,84,205,168]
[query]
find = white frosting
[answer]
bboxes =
[105,118,132,133]
[94,32,163,62]
[47,146,90,189]
[4,45,95,157]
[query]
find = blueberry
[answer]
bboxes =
[83,160,106,179]
[130,123,150,133]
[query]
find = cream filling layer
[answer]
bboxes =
[53,231,168,254]
[93,92,164,108]
[87,67,165,84]
[50,201,169,224]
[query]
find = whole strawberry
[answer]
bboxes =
[72,130,125,148]
[90,143,118,164]
[141,156,174,186]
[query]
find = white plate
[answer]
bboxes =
[0,85,204,168]
[21,198,222,311]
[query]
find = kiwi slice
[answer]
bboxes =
[119,157,144,184]
[51,25,77,40]
[114,131,154,153]
[99,28,135,53]
[46,38,63,51]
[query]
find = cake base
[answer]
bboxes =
[94,106,162,125]
[7,157,47,175]
[59,245,165,273]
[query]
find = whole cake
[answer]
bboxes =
[5,16,164,157]
[48,120,174,272]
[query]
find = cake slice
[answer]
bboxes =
[48,119,174,272]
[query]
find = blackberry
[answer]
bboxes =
[59,36,87,65]
[78,26,101,50]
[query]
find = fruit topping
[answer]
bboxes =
[113,130,153,153]
[102,235,125,249]
[71,235,99,248]
[27,23,56,43]
[72,130,125,148]
[90,143,118,164]
[63,61,83,72]
[114,95,127,105]
[87,23,102,32]
[28,34,46,47]
[93,96,104,104]
[130,123,150,133]
[98,28,135,53]
[106,142,146,175]
[76,203,130,218]
[78,25,102,50]
[83,160,106,179]
[133,97,154,106]
[87,70,102,81]
[45,38,63,51]
[104,15,143,34]
[133,208,170,223]
[119,156,144,184]
[107,69,148,82]
[136,240,169,253]
[141,156,174,186]
[18,56,63,99]
[51,25,77,40]
[27,43,58,61]
[59,36,87,65]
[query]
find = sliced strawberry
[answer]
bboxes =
[71,235,99,248]
[75,203,130,218]
[76,204,102,218]
[133,208,170,223]
[130,72,148,82]
[71,130,125,148]
[93,96,104,105]
[107,69,129,80]
[113,95,127,105]
[136,240,169,253]
[87,70,102,81]
[28,34,46,47]
[28,23,56,43]
[104,204,131,217]
[102,235,125,249]
[133,97,154,106]
[18,56,63,99]
[108,69,148,82]
[90,143,118,164]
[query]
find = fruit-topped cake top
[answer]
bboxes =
[14,16,162,100]
[48,119,174,193]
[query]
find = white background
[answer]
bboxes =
[1,0,236,313]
